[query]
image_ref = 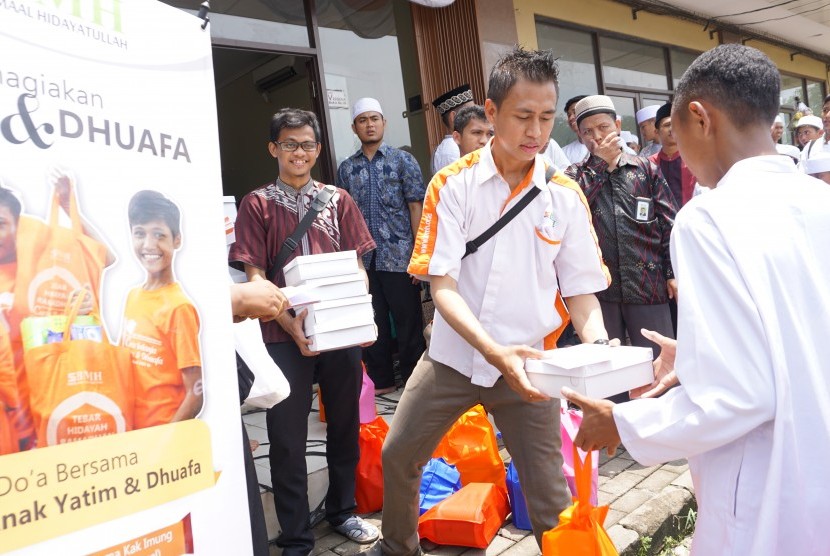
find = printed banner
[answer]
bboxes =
[0,0,250,554]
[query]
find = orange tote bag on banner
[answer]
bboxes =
[15,181,108,317]
[23,296,134,447]
[432,405,506,493]
[542,446,618,556]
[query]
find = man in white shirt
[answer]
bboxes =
[801,96,830,161]
[561,95,589,164]
[564,44,830,556]
[770,114,785,143]
[794,114,823,148]
[431,84,474,174]
[636,105,661,158]
[377,47,612,555]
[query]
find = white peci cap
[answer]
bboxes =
[635,105,660,124]
[796,115,823,130]
[351,97,383,121]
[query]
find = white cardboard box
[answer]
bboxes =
[300,273,368,302]
[307,319,377,352]
[525,344,653,399]
[302,295,374,334]
[283,251,359,286]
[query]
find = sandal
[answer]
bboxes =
[333,516,380,544]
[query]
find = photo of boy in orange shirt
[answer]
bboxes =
[121,190,203,429]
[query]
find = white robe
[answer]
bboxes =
[540,138,570,170]
[431,135,460,175]
[562,140,588,165]
[614,155,830,556]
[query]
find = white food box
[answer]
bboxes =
[525,344,653,399]
[283,250,359,286]
[306,314,377,353]
[303,295,374,332]
[300,273,368,302]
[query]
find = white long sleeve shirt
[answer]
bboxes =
[614,155,830,556]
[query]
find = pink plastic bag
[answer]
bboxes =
[560,407,598,506]
[320,366,377,424]
[359,368,377,424]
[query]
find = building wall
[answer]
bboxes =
[513,0,829,83]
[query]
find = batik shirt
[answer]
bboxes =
[566,152,677,305]
[229,179,375,344]
[337,143,426,272]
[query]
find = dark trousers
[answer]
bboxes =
[364,269,426,389]
[599,300,674,403]
[265,342,362,556]
[242,421,269,556]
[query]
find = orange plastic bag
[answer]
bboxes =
[418,482,509,548]
[542,446,618,556]
[355,415,388,513]
[23,296,134,447]
[14,183,107,317]
[432,405,506,493]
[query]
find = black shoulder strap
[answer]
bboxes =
[268,184,337,280]
[463,165,556,259]
[807,138,817,159]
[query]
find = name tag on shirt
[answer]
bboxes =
[636,199,651,222]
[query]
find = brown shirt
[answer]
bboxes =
[229,179,375,344]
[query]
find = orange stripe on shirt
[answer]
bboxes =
[543,291,571,350]
[500,163,536,213]
[408,150,482,276]
[550,171,612,286]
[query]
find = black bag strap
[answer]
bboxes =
[463,165,556,259]
[267,184,337,280]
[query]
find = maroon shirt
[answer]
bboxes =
[229,179,375,344]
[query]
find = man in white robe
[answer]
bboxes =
[431,84,474,174]
[563,44,830,556]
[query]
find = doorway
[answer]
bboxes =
[212,47,321,200]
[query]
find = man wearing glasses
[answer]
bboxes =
[229,108,379,554]
[337,98,427,395]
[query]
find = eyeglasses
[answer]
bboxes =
[274,141,319,152]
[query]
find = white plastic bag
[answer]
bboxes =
[234,316,290,409]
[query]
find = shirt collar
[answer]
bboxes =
[274,176,315,197]
[717,155,798,189]
[476,139,547,190]
[351,142,389,160]
[657,150,682,162]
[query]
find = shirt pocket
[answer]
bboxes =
[379,178,405,210]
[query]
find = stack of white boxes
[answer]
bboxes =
[282,250,376,352]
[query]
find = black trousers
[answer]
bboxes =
[265,342,362,556]
[364,269,426,389]
[599,300,674,403]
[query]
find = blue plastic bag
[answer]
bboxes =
[419,457,462,515]
[506,461,532,530]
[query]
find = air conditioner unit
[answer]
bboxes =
[252,56,303,93]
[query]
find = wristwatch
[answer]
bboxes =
[593,338,610,345]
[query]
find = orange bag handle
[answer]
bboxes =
[573,444,593,507]
[59,290,87,342]
[49,179,83,233]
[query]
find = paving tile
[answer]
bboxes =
[610,488,652,513]
[498,535,540,556]
[606,524,639,554]
[637,469,681,495]
[246,424,270,443]
[484,534,515,555]
[625,462,660,476]
[670,470,694,492]
[312,533,346,555]
[604,508,626,527]
[498,523,532,541]
[422,542,467,556]
[599,456,635,478]
[598,471,644,497]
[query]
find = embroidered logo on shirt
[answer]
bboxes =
[541,210,557,229]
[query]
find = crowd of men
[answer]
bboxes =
[229,43,830,556]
